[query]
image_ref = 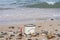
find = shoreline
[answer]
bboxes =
[0,8,60,25]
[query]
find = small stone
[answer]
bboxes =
[50,19,54,20]
[35,38,38,40]
[28,39,32,40]
[38,26,42,27]
[49,25,52,26]
[0,35,4,38]
[55,29,58,32]
[47,33,55,39]
[57,34,60,37]
[42,30,48,35]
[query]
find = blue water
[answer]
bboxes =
[0,0,60,8]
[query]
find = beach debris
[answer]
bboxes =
[38,26,41,27]
[0,32,7,38]
[8,26,15,29]
[41,33,46,36]
[31,33,37,37]
[9,37,12,40]
[50,19,54,21]
[36,32,39,36]
[0,35,4,38]
[58,24,60,26]
[6,38,9,40]
[27,34,31,39]
[27,38,32,40]
[17,33,22,39]
[1,32,3,33]
[41,30,48,35]
[35,38,38,40]
[31,32,39,37]
[49,25,52,26]
[19,27,23,35]
[56,38,60,40]
[10,34,15,37]
[24,33,27,37]
[40,33,48,40]
[1,32,7,35]
[24,24,36,27]
[16,27,23,39]
[41,38,48,40]
[8,33,15,40]
[55,29,58,32]
[19,33,22,36]
[8,31,15,35]
[24,24,36,35]
[56,34,60,37]
[47,33,55,39]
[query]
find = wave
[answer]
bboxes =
[0,0,60,8]
[26,2,60,8]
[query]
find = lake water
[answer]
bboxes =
[0,0,60,24]
[0,0,60,8]
[0,0,38,8]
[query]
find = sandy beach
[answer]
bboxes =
[0,8,60,40]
